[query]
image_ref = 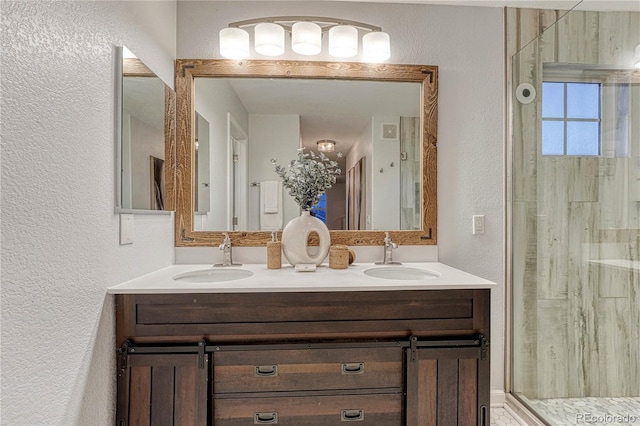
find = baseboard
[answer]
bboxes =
[491,390,507,407]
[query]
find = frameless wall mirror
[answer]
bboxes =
[175,60,438,247]
[115,45,176,213]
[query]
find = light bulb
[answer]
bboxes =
[329,25,358,58]
[292,22,322,55]
[317,139,336,152]
[363,32,390,62]
[219,27,249,59]
[255,23,285,56]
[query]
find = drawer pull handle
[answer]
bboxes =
[341,409,364,421]
[341,362,364,374]
[254,412,278,424]
[255,365,278,377]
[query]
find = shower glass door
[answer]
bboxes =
[511,5,640,424]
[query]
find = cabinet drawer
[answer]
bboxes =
[214,346,402,393]
[214,393,402,425]
[117,290,490,343]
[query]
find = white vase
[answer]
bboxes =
[281,211,331,266]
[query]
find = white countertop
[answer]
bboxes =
[107,262,495,294]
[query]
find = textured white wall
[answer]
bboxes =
[1,1,176,424]
[177,0,505,395]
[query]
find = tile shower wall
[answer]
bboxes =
[510,8,640,399]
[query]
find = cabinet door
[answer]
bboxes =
[406,347,489,426]
[117,353,208,426]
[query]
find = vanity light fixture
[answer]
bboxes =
[219,16,391,62]
[317,139,336,152]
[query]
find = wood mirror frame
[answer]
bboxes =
[174,59,437,247]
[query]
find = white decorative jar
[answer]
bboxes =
[281,211,331,266]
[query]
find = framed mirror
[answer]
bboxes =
[175,60,437,247]
[115,45,176,213]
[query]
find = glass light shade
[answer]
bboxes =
[255,23,285,56]
[317,140,336,152]
[634,44,640,69]
[363,31,390,62]
[220,27,250,59]
[329,25,358,58]
[292,22,322,55]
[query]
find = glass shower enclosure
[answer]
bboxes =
[511,4,640,424]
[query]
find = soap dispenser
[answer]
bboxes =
[267,231,282,269]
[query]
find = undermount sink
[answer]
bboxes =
[364,266,441,281]
[172,268,254,283]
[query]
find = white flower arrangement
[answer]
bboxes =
[272,148,342,211]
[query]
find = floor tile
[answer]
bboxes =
[523,396,640,426]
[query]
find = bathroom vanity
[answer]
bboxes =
[110,263,493,426]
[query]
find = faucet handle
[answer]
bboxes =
[384,231,398,249]
[215,232,241,266]
[219,232,231,250]
[375,231,400,265]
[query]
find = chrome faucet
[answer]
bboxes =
[215,232,241,266]
[376,231,401,265]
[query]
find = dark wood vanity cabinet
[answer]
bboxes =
[115,289,490,426]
